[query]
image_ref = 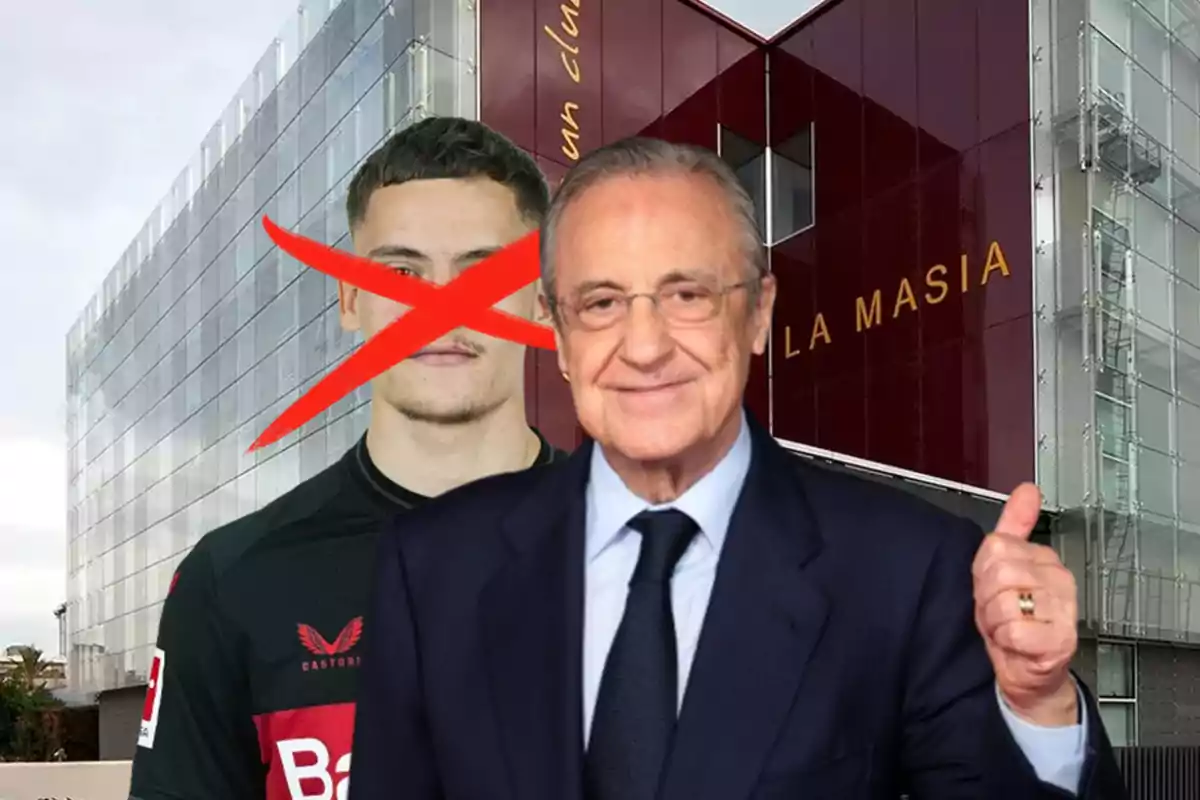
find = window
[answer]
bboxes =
[1094,0,1131,50]
[771,125,815,243]
[718,126,766,242]
[1097,641,1137,746]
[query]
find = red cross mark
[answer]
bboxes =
[250,216,556,450]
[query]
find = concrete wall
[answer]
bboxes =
[1138,643,1200,744]
[0,761,131,800]
[97,685,145,761]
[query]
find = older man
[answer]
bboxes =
[349,138,1125,800]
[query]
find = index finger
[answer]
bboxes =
[993,482,1043,542]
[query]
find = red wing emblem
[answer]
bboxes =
[297,617,363,656]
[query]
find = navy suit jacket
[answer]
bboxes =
[350,418,1125,799]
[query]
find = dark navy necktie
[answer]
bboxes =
[584,509,701,800]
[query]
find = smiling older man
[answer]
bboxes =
[348,137,1126,800]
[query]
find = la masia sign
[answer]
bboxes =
[779,240,1014,357]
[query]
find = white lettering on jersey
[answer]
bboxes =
[137,648,166,749]
[277,738,351,800]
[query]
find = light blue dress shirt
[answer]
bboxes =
[582,411,1088,793]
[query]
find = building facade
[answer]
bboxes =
[65,0,477,698]
[66,0,1200,750]
[1032,0,1200,744]
[477,0,1200,744]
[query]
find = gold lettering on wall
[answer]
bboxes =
[980,240,1011,285]
[810,313,831,349]
[783,241,1014,359]
[782,313,832,357]
[856,291,882,332]
[892,278,917,318]
[924,264,949,304]
[560,102,581,162]
[784,325,801,358]
[543,0,583,161]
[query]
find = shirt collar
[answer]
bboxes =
[585,410,753,562]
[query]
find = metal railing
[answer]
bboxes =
[1115,746,1200,799]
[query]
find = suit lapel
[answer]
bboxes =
[480,441,592,800]
[660,422,830,800]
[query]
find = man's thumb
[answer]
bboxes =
[994,482,1043,541]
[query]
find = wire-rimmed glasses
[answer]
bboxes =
[556,277,760,332]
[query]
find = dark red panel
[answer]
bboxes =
[917,151,970,351]
[718,22,758,72]
[660,84,720,149]
[863,0,918,198]
[975,126,1033,329]
[863,0,917,124]
[535,154,570,187]
[867,357,922,469]
[807,0,863,222]
[978,0,1031,142]
[532,349,583,451]
[767,0,1032,493]
[980,315,1036,489]
[770,236,817,371]
[920,334,985,484]
[810,219,866,385]
[536,0,602,167]
[862,181,920,367]
[767,234,816,442]
[744,353,771,434]
[602,0,665,143]
[767,43,814,147]
[767,227,812,440]
[813,73,863,223]
[808,0,863,97]
[523,339,539,428]
[816,371,867,456]
[479,0,536,151]
[718,48,766,145]
[662,0,719,117]
[917,0,980,164]
[774,13,813,62]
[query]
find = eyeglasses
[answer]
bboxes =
[556,277,759,332]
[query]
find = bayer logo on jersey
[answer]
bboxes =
[138,648,166,749]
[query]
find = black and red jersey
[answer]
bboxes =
[128,431,566,800]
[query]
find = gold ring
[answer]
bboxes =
[1017,591,1036,618]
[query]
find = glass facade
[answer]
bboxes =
[1033,0,1200,646]
[64,0,478,695]
[1097,640,1138,745]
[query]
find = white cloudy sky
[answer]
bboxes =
[702,0,824,37]
[0,0,296,657]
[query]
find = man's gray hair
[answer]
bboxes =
[539,137,767,312]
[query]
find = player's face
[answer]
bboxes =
[342,178,542,424]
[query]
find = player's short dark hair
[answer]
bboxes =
[345,116,550,228]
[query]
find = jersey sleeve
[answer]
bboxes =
[128,544,264,800]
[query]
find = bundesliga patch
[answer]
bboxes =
[138,648,166,749]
